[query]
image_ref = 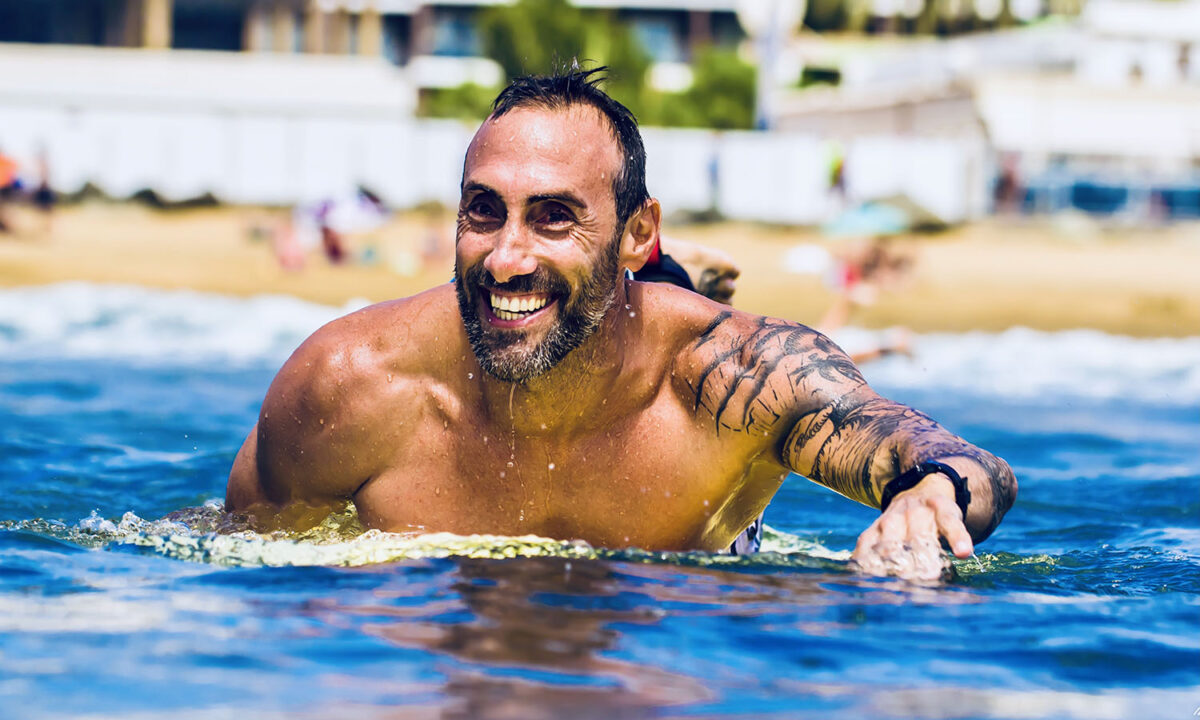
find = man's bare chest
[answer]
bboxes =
[350,401,781,550]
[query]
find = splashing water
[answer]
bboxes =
[1,284,1197,719]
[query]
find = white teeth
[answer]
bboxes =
[489,294,548,317]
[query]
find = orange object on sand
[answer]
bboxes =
[0,154,17,187]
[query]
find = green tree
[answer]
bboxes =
[675,47,756,130]
[428,0,754,130]
[477,0,589,78]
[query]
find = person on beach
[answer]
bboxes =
[226,68,1017,578]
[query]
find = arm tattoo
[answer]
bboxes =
[687,314,865,437]
[687,311,1016,539]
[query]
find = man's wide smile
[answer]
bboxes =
[484,289,558,326]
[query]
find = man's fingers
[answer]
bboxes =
[852,522,881,560]
[905,501,937,540]
[876,506,909,540]
[934,500,973,558]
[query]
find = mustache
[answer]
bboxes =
[461,263,569,296]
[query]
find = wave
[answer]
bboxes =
[0,502,847,571]
[0,282,366,368]
[2,282,1199,404]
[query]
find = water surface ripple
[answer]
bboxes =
[1,285,1197,719]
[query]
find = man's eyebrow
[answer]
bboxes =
[527,191,587,209]
[461,183,587,210]
[461,181,498,197]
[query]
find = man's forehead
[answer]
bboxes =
[463,105,622,194]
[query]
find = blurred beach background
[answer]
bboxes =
[0,0,1197,337]
[2,2,1199,719]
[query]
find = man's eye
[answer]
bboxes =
[468,202,498,220]
[538,207,573,226]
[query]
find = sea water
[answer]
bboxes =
[1,283,1197,719]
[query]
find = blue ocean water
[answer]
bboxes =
[1,284,1198,720]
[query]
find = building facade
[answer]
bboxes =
[0,0,745,89]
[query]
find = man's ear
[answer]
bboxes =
[620,198,661,273]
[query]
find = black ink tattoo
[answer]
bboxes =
[686,310,1017,540]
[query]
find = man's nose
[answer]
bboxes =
[482,222,537,284]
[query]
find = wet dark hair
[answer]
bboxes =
[489,66,649,227]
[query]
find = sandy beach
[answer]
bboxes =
[0,202,1197,337]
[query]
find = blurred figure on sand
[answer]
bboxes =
[818,236,915,364]
[270,187,390,271]
[0,147,17,234]
[31,147,56,236]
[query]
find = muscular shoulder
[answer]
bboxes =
[271,284,462,397]
[636,283,866,439]
[255,285,466,493]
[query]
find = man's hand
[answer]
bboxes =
[850,474,974,580]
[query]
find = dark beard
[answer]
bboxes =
[455,238,622,383]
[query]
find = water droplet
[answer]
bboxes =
[507,461,514,468]
[500,471,506,478]
[387,373,393,383]
[623,536,630,543]
[468,372,474,380]
[434,487,441,496]
[319,418,324,425]
[703,499,710,507]
[547,463,555,470]
[540,423,547,430]
[629,311,636,318]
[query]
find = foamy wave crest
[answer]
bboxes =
[839,327,1200,405]
[1,284,1197,403]
[4,503,845,570]
[0,282,366,367]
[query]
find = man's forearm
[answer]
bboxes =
[784,394,1017,542]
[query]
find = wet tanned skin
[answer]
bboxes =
[226,105,1016,573]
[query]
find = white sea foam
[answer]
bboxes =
[1,283,1198,404]
[0,282,366,368]
[3,507,842,570]
[845,326,1200,405]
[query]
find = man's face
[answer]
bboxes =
[455,105,626,383]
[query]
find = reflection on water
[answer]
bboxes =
[1,286,1198,719]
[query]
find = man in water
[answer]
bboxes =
[226,69,1016,577]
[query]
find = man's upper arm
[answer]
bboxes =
[679,310,865,451]
[224,331,377,527]
[226,423,270,512]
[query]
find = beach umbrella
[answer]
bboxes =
[821,194,949,237]
[821,201,910,238]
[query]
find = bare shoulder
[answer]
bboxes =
[635,282,866,438]
[249,285,466,501]
[270,284,463,400]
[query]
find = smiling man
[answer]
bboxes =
[226,68,1016,577]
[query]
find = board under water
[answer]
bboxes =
[1,284,1198,719]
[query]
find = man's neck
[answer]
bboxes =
[475,279,638,438]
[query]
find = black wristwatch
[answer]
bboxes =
[879,461,971,517]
